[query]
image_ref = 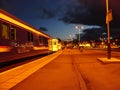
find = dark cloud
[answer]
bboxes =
[59,0,120,28]
[39,27,48,31]
[37,6,58,19]
[36,0,68,19]
[1,0,120,28]
[59,0,105,25]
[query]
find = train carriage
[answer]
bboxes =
[0,9,51,63]
[48,38,62,51]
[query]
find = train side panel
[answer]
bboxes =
[0,9,51,63]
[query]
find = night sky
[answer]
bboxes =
[0,0,120,40]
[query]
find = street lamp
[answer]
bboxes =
[69,34,75,41]
[75,25,83,44]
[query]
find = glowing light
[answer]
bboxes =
[0,46,11,52]
[85,44,91,47]
[0,10,50,38]
[48,39,59,51]
[33,46,48,50]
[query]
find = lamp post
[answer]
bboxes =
[69,34,75,41]
[75,25,83,44]
[106,0,112,59]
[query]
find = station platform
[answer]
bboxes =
[1,49,120,90]
[0,51,63,90]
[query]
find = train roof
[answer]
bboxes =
[0,9,51,39]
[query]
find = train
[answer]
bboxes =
[48,38,62,51]
[0,9,52,64]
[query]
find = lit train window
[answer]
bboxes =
[10,27,16,40]
[28,32,30,41]
[39,36,43,45]
[53,42,57,45]
[27,32,34,42]
[31,33,33,42]
[43,37,48,45]
[1,23,9,39]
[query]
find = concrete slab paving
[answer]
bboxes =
[0,51,62,90]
